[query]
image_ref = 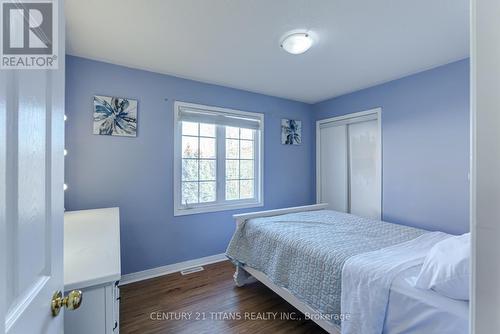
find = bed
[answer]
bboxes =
[225,204,468,334]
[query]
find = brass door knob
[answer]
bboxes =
[51,290,83,316]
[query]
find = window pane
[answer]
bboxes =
[199,160,216,181]
[226,126,239,139]
[200,123,215,137]
[240,128,253,140]
[182,136,198,158]
[240,160,254,179]
[226,139,239,159]
[240,140,253,159]
[199,181,216,203]
[226,160,239,180]
[182,121,198,136]
[182,182,198,204]
[199,137,216,158]
[226,180,239,200]
[240,180,254,199]
[182,159,198,181]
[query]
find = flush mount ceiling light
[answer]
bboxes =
[281,32,313,55]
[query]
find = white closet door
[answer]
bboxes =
[319,124,348,212]
[348,120,381,219]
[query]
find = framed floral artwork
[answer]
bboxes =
[281,119,302,145]
[93,95,137,137]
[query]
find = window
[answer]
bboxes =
[174,101,263,216]
[225,127,255,200]
[181,122,217,204]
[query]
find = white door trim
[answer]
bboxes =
[316,108,382,218]
[469,1,476,332]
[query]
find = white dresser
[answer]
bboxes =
[64,207,121,334]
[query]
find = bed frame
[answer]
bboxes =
[232,204,341,334]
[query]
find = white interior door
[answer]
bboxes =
[348,119,381,219]
[319,124,348,212]
[0,1,65,333]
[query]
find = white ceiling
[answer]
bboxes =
[65,0,469,104]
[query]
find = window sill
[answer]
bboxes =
[174,201,264,216]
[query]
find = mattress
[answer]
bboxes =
[383,266,469,334]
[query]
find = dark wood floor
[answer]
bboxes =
[120,260,327,334]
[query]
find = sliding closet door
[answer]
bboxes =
[348,120,381,219]
[319,124,348,212]
[317,109,381,219]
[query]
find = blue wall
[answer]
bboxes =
[313,59,470,234]
[65,56,316,275]
[65,56,470,275]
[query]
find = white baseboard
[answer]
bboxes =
[119,253,228,286]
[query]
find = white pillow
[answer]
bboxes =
[414,233,470,300]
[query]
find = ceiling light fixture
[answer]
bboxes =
[281,32,313,55]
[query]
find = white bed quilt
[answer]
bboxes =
[383,266,469,334]
[341,231,451,334]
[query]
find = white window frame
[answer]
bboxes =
[173,101,264,216]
